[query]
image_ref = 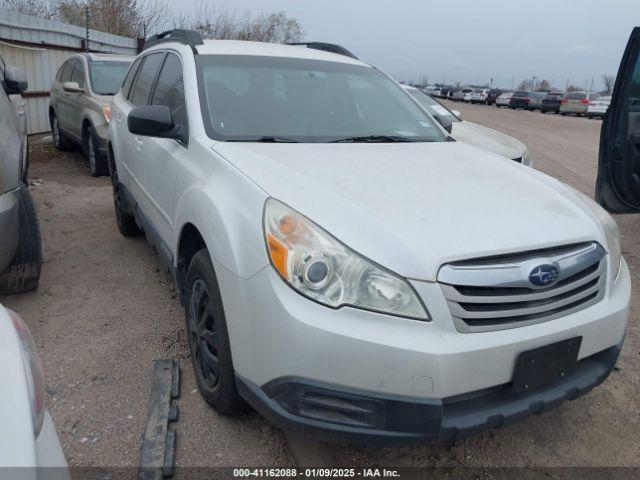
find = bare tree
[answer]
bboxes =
[0,0,54,18]
[535,79,551,92]
[602,74,615,95]
[173,1,303,43]
[566,84,581,92]
[56,0,170,37]
[517,80,530,91]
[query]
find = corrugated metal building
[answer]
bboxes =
[0,8,138,133]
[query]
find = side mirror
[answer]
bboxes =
[433,114,453,134]
[451,110,461,118]
[128,105,180,140]
[63,81,85,94]
[4,66,28,94]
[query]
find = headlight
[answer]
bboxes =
[521,148,534,167]
[263,198,429,320]
[8,309,45,436]
[574,191,622,282]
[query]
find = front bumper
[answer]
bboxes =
[238,341,621,444]
[94,123,110,156]
[219,255,630,444]
[0,187,20,271]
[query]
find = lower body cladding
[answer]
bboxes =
[217,258,630,445]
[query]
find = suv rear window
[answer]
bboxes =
[566,92,587,100]
[130,53,164,106]
[513,91,530,97]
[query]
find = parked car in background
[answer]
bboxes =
[452,87,473,101]
[509,90,533,109]
[540,91,565,114]
[109,31,629,444]
[0,54,42,295]
[560,91,600,116]
[495,91,513,107]
[463,89,474,102]
[0,306,69,474]
[437,85,454,98]
[588,96,611,119]
[403,85,533,166]
[49,53,133,176]
[528,92,547,111]
[469,88,490,104]
[486,88,503,105]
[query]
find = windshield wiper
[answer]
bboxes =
[331,135,425,143]
[227,136,300,143]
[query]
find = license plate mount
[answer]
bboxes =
[512,337,582,394]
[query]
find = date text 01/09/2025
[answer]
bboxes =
[233,468,401,478]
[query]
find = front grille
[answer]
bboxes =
[438,243,607,333]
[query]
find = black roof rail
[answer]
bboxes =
[143,29,204,51]
[287,42,358,60]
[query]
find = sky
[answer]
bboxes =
[175,0,639,91]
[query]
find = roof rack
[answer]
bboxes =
[287,42,359,60]
[143,29,204,51]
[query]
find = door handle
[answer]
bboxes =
[134,136,144,149]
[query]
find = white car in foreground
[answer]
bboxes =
[0,306,68,476]
[403,86,533,166]
[108,32,629,444]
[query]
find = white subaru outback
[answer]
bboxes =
[107,30,630,444]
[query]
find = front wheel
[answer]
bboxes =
[111,171,141,237]
[86,127,109,177]
[186,249,248,415]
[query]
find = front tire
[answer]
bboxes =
[185,249,248,415]
[86,127,108,177]
[111,169,141,237]
[0,187,42,294]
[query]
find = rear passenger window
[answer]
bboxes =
[122,57,142,99]
[130,53,163,107]
[150,53,187,131]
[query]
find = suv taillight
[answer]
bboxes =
[580,99,589,105]
[8,309,45,436]
[561,99,569,104]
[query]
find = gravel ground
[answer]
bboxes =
[0,136,291,468]
[0,104,638,470]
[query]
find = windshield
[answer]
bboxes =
[196,55,446,143]
[513,91,530,97]
[405,88,461,122]
[89,61,131,95]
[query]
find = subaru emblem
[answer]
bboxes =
[529,264,560,287]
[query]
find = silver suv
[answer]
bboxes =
[49,53,133,176]
[0,54,42,294]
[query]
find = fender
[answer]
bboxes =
[173,144,270,281]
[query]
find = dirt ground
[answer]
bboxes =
[1,103,638,470]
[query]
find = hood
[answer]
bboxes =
[451,121,526,160]
[212,141,605,281]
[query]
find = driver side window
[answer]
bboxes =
[150,53,188,138]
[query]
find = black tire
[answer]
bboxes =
[0,186,42,294]
[86,126,108,177]
[112,177,141,237]
[561,112,568,116]
[185,249,248,415]
[50,113,73,150]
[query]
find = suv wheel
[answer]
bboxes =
[0,186,42,294]
[51,113,72,150]
[111,176,141,237]
[185,249,248,415]
[86,127,108,177]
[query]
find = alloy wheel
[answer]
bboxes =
[188,278,220,390]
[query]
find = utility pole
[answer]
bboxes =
[85,3,90,52]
